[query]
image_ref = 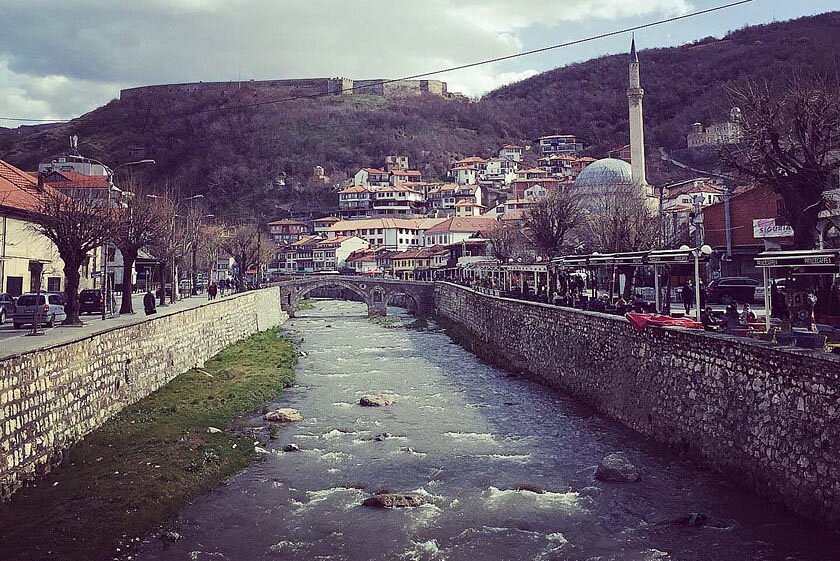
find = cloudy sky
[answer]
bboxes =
[0,0,835,124]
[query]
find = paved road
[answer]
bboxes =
[0,293,224,359]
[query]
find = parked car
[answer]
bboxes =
[706,277,761,304]
[79,289,104,315]
[13,293,67,328]
[0,292,15,323]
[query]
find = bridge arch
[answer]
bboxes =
[278,276,434,318]
[286,279,373,316]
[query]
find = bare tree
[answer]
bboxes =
[583,184,659,298]
[525,189,584,259]
[29,187,115,324]
[218,223,271,289]
[112,180,169,313]
[487,221,524,263]
[723,74,840,249]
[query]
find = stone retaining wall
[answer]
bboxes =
[434,283,840,528]
[0,287,287,500]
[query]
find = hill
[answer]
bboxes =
[1,12,838,218]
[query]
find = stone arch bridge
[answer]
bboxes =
[276,276,435,317]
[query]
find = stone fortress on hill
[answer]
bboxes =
[119,77,451,101]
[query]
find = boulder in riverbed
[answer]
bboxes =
[595,453,640,483]
[362,492,426,508]
[264,408,303,422]
[283,443,301,452]
[359,394,396,407]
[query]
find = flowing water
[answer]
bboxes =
[134,300,840,561]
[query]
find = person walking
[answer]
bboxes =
[208,283,218,300]
[143,290,157,316]
[681,280,695,315]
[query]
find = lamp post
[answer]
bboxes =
[683,244,713,322]
[191,213,214,296]
[65,156,155,321]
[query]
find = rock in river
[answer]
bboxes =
[359,394,396,407]
[283,443,301,452]
[595,453,640,483]
[362,493,426,509]
[264,408,303,422]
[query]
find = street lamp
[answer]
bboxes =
[65,156,155,321]
[681,244,713,322]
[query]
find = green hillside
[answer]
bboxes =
[1,11,838,218]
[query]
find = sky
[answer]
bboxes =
[0,0,836,125]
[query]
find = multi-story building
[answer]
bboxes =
[687,109,744,148]
[389,169,422,184]
[313,216,341,234]
[0,160,68,296]
[385,155,409,171]
[661,179,725,246]
[312,236,369,272]
[424,216,498,247]
[371,184,425,216]
[451,165,477,186]
[509,177,564,200]
[345,247,382,274]
[338,185,374,219]
[482,157,518,185]
[537,154,577,178]
[499,144,524,162]
[538,134,583,156]
[268,219,310,244]
[353,168,391,187]
[427,184,483,215]
[391,246,450,280]
[454,200,484,217]
[329,217,446,250]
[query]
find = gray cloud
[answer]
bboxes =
[0,0,692,120]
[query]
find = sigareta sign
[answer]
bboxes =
[753,218,794,239]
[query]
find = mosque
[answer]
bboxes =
[573,37,654,199]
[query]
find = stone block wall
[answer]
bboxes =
[434,283,840,528]
[0,287,287,500]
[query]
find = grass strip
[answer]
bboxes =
[0,327,296,561]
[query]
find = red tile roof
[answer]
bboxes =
[0,160,56,212]
[41,170,110,190]
[426,216,497,233]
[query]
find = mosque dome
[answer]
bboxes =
[574,158,634,190]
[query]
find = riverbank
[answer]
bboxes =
[0,328,297,561]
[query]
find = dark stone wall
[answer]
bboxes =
[434,282,840,528]
[0,288,287,500]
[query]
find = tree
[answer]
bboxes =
[30,187,115,325]
[111,181,169,313]
[218,223,270,289]
[487,221,524,263]
[583,184,659,298]
[723,74,840,249]
[525,189,584,259]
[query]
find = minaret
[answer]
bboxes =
[627,35,648,189]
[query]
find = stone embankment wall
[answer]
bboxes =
[0,288,287,500]
[434,283,840,528]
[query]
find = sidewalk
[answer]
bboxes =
[0,293,225,360]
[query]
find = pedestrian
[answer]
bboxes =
[681,280,694,315]
[740,303,756,323]
[700,306,717,331]
[219,279,227,297]
[208,283,218,300]
[143,290,157,316]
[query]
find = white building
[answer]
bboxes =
[452,165,477,186]
[312,236,369,272]
[353,168,390,187]
[499,144,523,162]
[424,216,498,247]
[482,157,518,185]
[371,184,425,216]
[328,217,446,250]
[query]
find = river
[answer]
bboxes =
[133,299,840,561]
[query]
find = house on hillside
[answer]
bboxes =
[538,134,583,156]
[354,168,390,187]
[499,144,523,162]
[268,219,311,244]
[313,216,341,234]
[389,169,423,185]
[338,185,374,219]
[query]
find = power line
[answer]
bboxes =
[0,0,753,124]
